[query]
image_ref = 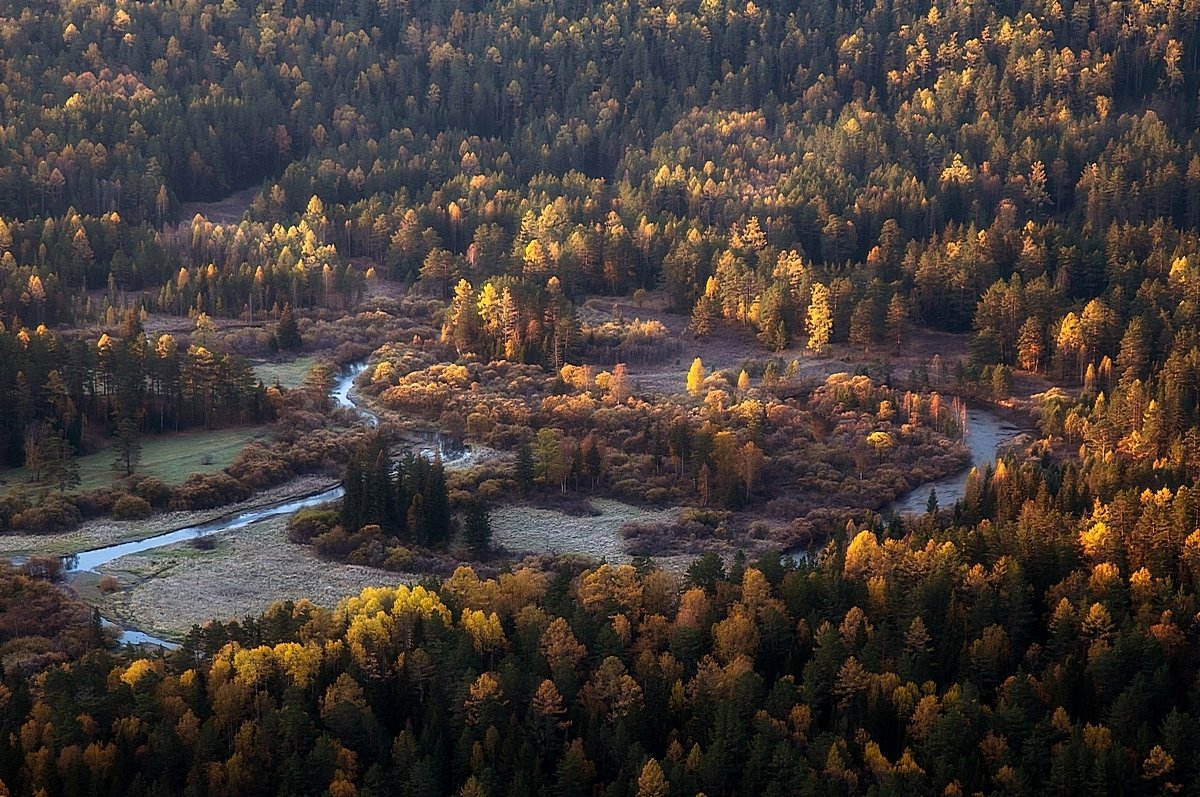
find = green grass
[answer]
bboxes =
[0,426,272,493]
[254,355,318,390]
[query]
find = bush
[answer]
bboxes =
[312,527,352,559]
[170,472,251,511]
[228,443,295,489]
[13,495,82,533]
[111,494,153,521]
[384,546,414,571]
[98,575,120,594]
[287,508,341,544]
[74,489,121,519]
[21,556,65,582]
[132,477,172,508]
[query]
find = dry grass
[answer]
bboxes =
[490,498,679,562]
[95,513,414,640]
[588,291,988,399]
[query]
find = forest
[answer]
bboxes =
[0,0,1199,792]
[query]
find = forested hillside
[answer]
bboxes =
[2,0,1200,792]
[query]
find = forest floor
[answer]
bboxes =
[585,291,1051,413]
[0,425,272,496]
[89,512,412,640]
[0,474,337,559]
[179,186,260,224]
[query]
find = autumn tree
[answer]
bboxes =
[806,283,833,354]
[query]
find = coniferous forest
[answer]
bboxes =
[2,0,1200,793]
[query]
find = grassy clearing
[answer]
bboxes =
[0,426,271,494]
[95,515,410,640]
[490,498,679,562]
[254,355,318,390]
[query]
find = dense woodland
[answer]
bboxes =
[3,0,1200,792]
[8,445,1200,796]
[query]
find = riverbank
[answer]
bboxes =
[0,474,338,559]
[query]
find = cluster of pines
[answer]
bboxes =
[340,438,451,548]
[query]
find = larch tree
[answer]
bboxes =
[806,282,833,354]
[687,357,705,397]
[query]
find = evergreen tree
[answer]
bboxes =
[515,441,535,493]
[462,500,492,558]
[112,417,142,477]
[276,304,302,350]
[42,429,80,492]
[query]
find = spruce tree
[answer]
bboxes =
[276,304,302,350]
[514,441,535,493]
[462,500,492,558]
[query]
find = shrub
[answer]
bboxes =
[21,556,65,582]
[287,508,341,544]
[111,494,153,521]
[98,575,121,594]
[312,527,352,559]
[132,477,172,508]
[228,443,295,489]
[384,546,414,571]
[170,473,251,510]
[74,489,121,519]
[13,496,82,533]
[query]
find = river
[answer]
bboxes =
[887,404,1025,515]
[786,402,1027,563]
[73,365,1024,644]
[72,360,471,647]
[69,362,377,647]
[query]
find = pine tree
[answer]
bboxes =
[43,430,80,492]
[849,298,877,352]
[112,417,142,477]
[515,441,535,493]
[885,293,910,350]
[341,456,364,532]
[425,458,451,546]
[1016,318,1044,372]
[277,304,302,350]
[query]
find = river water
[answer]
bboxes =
[72,364,1024,644]
[786,403,1027,563]
[887,404,1025,515]
[72,360,473,647]
[69,362,377,647]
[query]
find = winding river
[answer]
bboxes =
[69,364,376,647]
[70,360,473,647]
[887,404,1026,515]
[71,361,1025,645]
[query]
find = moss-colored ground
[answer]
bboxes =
[0,426,271,494]
[254,355,318,390]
